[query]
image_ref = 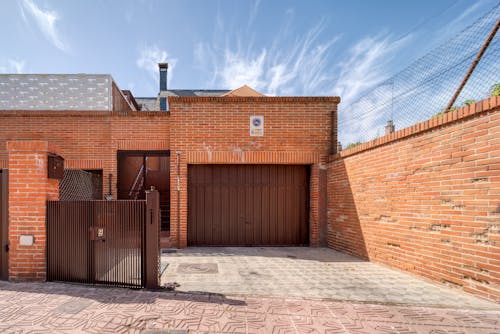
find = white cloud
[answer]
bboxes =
[0,59,26,73]
[9,59,26,73]
[221,49,267,90]
[20,0,68,52]
[330,33,414,145]
[437,1,482,38]
[137,44,178,86]
[195,18,340,95]
[247,0,262,29]
[331,35,409,105]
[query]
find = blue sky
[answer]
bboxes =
[0,0,498,101]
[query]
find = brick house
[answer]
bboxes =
[0,65,339,281]
[2,65,497,303]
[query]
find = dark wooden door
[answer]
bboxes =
[0,170,8,280]
[188,165,309,246]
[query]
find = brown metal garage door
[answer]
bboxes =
[188,165,309,246]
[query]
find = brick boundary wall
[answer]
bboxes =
[328,96,500,302]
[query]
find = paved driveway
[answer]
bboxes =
[161,247,497,309]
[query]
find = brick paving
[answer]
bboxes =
[161,247,497,309]
[0,281,499,333]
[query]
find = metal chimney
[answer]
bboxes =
[159,63,168,91]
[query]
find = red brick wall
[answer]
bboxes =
[7,141,59,281]
[0,112,170,199]
[169,96,339,247]
[328,96,500,302]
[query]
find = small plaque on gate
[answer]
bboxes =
[97,228,104,238]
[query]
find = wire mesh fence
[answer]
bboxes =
[59,169,98,201]
[338,3,500,148]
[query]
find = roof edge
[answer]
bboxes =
[168,96,341,103]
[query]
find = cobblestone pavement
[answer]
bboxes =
[0,281,499,333]
[161,247,498,309]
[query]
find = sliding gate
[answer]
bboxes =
[47,191,160,288]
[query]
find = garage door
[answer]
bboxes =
[188,165,309,246]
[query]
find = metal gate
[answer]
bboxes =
[0,170,8,280]
[47,190,160,288]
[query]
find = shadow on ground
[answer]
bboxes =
[0,280,246,306]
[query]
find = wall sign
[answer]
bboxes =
[19,235,34,246]
[250,115,264,136]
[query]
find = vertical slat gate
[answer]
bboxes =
[47,200,150,288]
[93,200,145,287]
[0,170,8,280]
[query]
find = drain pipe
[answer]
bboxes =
[176,152,181,248]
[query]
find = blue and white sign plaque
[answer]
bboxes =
[249,115,264,136]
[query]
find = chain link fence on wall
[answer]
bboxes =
[59,169,102,201]
[338,4,500,148]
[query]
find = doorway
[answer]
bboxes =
[117,151,170,232]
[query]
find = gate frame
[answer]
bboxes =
[46,189,160,288]
[0,170,8,280]
[145,188,160,289]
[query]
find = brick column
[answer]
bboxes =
[170,152,188,248]
[7,141,59,281]
[309,163,320,247]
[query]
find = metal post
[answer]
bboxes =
[330,109,337,155]
[445,17,500,112]
[1,170,8,280]
[145,188,160,289]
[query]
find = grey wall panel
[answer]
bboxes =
[0,74,112,110]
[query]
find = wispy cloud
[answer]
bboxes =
[137,43,178,87]
[247,0,262,29]
[195,16,340,96]
[437,1,483,37]
[0,59,26,73]
[19,0,68,52]
[331,34,411,105]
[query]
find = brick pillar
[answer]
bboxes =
[170,152,188,248]
[309,163,320,247]
[7,141,59,281]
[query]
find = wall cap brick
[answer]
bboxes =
[0,110,170,118]
[7,140,49,152]
[169,96,341,104]
[332,95,499,161]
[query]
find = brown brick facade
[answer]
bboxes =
[169,96,339,247]
[328,96,500,302]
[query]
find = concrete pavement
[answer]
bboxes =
[161,247,497,309]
